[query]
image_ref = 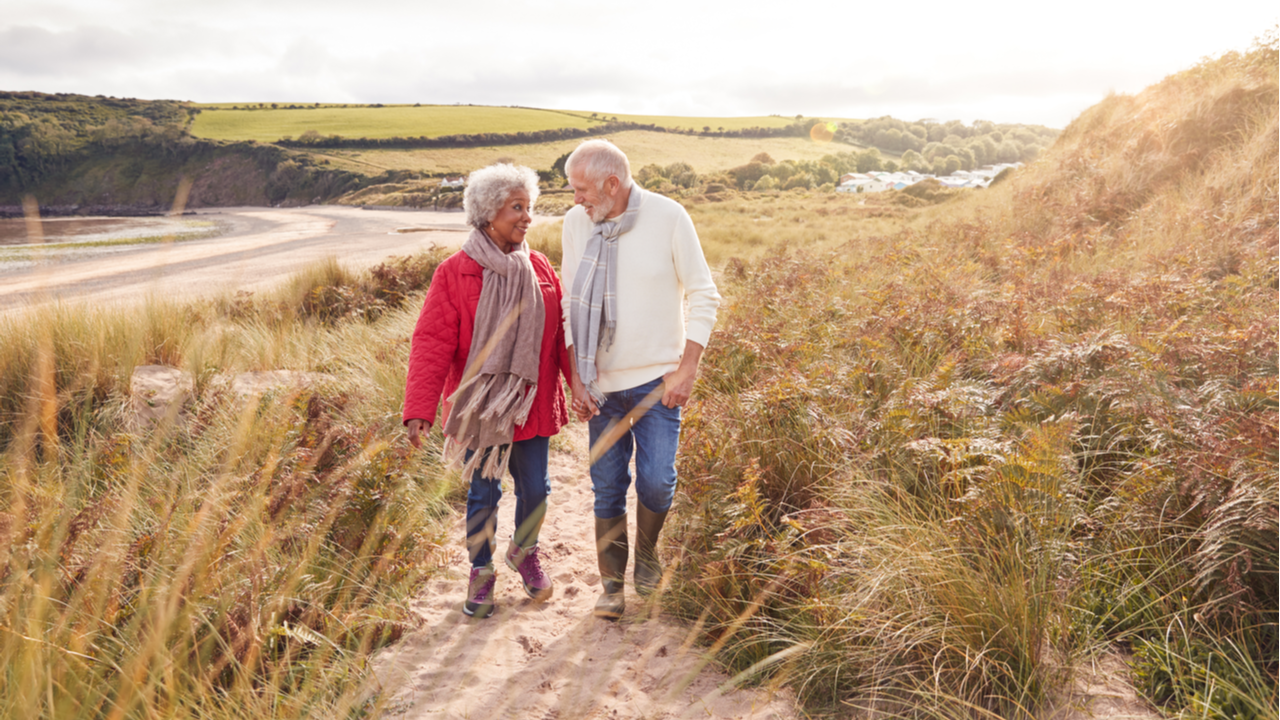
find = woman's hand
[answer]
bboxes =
[569,377,598,422]
[406,418,430,448]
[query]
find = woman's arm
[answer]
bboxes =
[403,260,461,441]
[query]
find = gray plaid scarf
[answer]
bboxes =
[569,185,644,403]
[443,229,545,480]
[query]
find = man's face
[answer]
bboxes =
[568,170,615,223]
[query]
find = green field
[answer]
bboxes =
[556,111,802,131]
[304,129,870,176]
[190,104,601,142]
[190,104,853,144]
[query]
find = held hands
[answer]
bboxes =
[569,375,599,423]
[406,418,430,448]
[567,353,599,422]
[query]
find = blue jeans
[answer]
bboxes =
[588,377,682,519]
[464,435,551,569]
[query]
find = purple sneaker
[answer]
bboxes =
[505,542,553,601]
[463,565,495,618]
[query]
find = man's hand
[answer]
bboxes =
[571,390,598,422]
[406,418,430,448]
[661,340,706,408]
[661,366,695,408]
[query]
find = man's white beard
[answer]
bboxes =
[587,195,615,223]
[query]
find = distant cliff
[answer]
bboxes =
[0,92,364,211]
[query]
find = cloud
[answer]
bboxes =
[1,2,1273,128]
[0,25,155,76]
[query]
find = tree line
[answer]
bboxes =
[837,116,1056,171]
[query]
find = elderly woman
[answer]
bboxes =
[403,163,573,619]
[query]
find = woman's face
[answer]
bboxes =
[487,189,532,249]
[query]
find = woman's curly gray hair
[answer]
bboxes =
[464,163,540,229]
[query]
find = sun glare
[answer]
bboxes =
[809,121,836,143]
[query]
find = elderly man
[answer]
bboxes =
[561,139,721,620]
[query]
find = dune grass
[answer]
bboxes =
[0,249,463,719]
[663,38,1278,719]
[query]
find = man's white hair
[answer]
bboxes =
[463,163,540,229]
[565,139,633,190]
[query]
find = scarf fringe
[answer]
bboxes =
[442,373,538,482]
[450,373,537,428]
[443,436,515,481]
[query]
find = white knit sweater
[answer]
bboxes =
[560,190,721,393]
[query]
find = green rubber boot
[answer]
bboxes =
[634,502,669,597]
[594,513,628,620]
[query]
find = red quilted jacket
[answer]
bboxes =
[402,248,571,441]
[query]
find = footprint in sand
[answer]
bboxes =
[516,635,545,657]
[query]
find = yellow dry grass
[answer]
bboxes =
[305,130,860,176]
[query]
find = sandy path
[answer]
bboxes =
[371,423,801,720]
[0,206,544,311]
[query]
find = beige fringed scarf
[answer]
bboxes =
[442,229,545,479]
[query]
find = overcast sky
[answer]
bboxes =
[1,0,1275,128]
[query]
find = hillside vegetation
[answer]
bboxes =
[666,37,1278,719]
[0,92,365,208]
[301,130,858,178]
[5,91,1054,211]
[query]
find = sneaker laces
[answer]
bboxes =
[469,569,494,602]
[518,546,547,585]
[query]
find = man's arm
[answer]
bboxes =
[661,339,705,408]
[661,207,718,409]
[671,210,720,351]
[560,209,583,342]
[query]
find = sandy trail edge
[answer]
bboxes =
[0,206,537,312]
[369,423,802,720]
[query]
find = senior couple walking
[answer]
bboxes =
[402,139,721,620]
